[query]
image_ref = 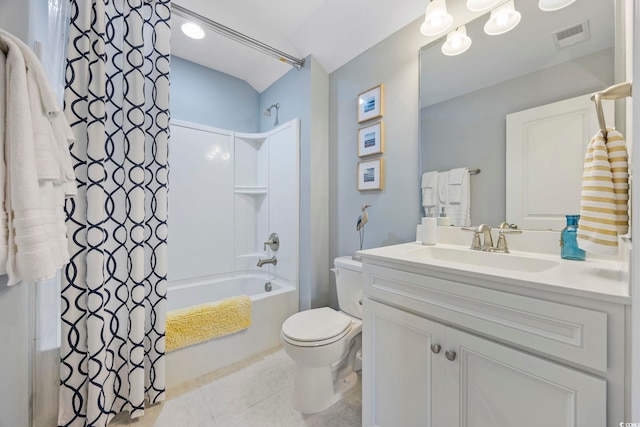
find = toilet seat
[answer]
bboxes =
[282,307,353,347]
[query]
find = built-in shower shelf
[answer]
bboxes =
[235,132,268,149]
[234,186,268,195]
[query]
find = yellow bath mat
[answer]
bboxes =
[166,295,252,352]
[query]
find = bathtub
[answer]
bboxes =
[165,273,298,388]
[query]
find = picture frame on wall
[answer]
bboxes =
[357,84,384,123]
[358,122,384,157]
[357,158,384,191]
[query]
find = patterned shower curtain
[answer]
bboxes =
[58,0,170,425]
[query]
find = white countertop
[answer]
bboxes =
[358,241,631,304]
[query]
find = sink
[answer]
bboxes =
[407,245,559,273]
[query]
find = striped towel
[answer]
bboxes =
[577,129,628,254]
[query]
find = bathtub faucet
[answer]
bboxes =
[257,256,278,267]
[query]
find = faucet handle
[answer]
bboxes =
[263,233,280,251]
[462,226,482,250]
[496,229,522,253]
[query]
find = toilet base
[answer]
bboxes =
[291,366,358,414]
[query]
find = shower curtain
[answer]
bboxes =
[58,0,170,425]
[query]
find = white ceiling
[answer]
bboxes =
[171,0,427,92]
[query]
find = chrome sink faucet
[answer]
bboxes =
[477,224,494,251]
[257,256,277,267]
[464,223,522,253]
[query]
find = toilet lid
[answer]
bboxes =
[282,307,352,342]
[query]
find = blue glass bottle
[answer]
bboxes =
[561,215,586,261]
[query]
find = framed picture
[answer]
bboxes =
[357,158,384,191]
[358,122,384,157]
[357,84,384,123]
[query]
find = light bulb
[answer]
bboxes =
[441,26,472,56]
[467,0,502,12]
[484,1,521,35]
[429,15,443,27]
[496,12,509,27]
[539,0,576,11]
[421,0,453,36]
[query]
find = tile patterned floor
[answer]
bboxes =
[109,347,362,427]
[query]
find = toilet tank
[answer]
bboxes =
[333,256,363,319]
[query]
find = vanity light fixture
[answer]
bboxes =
[181,22,205,39]
[441,25,472,56]
[538,0,577,11]
[484,0,521,35]
[420,0,454,36]
[467,0,502,12]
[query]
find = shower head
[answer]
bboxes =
[263,103,280,126]
[263,103,280,116]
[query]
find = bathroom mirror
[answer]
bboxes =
[419,0,621,229]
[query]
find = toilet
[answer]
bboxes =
[281,256,363,414]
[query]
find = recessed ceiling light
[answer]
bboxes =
[181,22,205,40]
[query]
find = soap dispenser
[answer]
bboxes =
[560,215,586,261]
[437,207,450,226]
[422,207,437,246]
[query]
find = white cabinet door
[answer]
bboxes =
[363,299,446,427]
[444,328,606,427]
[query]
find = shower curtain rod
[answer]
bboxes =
[172,3,305,70]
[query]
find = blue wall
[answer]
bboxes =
[259,61,310,133]
[170,55,260,132]
[259,57,331,310]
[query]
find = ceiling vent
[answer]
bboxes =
[552,20,591,49]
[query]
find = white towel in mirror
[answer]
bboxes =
[421,171,439,212]
[448,167,467,204]
[444,167,470,227]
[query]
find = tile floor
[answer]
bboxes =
[109,347,362,427]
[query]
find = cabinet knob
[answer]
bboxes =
[445,350,457,361]
[430,344,441,354]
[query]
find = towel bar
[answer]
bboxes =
[591,81,632,137]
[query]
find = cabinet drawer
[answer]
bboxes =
[365,265,607,372]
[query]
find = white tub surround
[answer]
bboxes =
[168,119,299,284]
[359,227,630,427]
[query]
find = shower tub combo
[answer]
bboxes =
[165,273,297,388]
[166,119,300,388]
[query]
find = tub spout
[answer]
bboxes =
[257,256,277,267]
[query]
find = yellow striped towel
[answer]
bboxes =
[577,129,628,254]
[166,295,252,352]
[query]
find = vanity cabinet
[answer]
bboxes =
[361,260,627,427]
